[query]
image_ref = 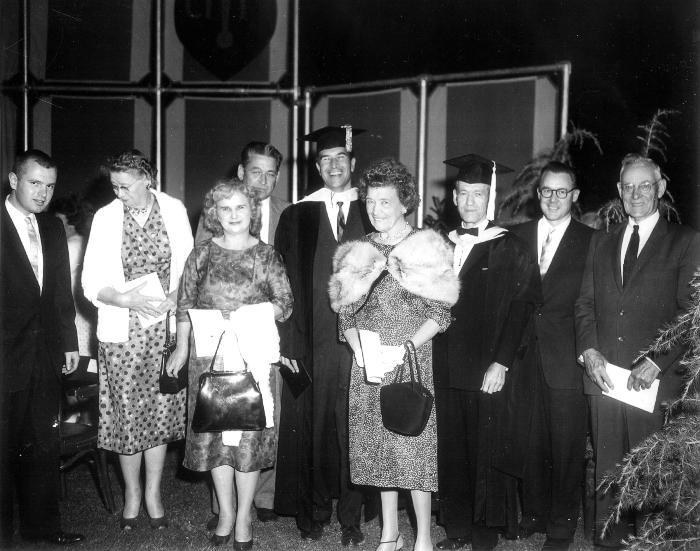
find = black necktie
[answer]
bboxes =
[336,201,345,242]
[456,227,478,236]
[623,224,639,287]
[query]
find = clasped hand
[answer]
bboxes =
[165,346,188,377]
[121,281,174,318]
[354,344,405,379]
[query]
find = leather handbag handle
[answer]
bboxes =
[208,331,226,373]
[165,310,172,341]
[404,340,423,388]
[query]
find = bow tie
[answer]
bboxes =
[456,227,479,237]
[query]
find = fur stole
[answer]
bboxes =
[329,229,460,312]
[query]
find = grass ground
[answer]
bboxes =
[10,445,601,550]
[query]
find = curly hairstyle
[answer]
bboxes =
[106,150,158,188]
[202,179,262,238]
[358,158,420,215]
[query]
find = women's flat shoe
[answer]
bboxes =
[210,533,232,546]
[119,517,138,531]
[206,514,219,530]
[148,516,169,530]
[233,538,253,550]
[377,533,404,551]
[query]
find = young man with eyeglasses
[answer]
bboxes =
[575,154,700,548]
[510,161,593,550]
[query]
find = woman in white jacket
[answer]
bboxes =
[82,151,193,530]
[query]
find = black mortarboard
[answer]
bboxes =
[444,154,513,220]
[301,125,366,154]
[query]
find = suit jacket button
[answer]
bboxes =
[618,336,624,342]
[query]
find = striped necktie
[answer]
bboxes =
[25,215,40,281]
[336,201,345,242]
[539,228,555,276]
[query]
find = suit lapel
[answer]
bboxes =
[612,225,625,292]
[2,205,41,295]
[542,222,575,284]
[625,217,668,290]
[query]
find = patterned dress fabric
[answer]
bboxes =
[98,200,186,454]
[177,240,292,472]
[338,232,452,492]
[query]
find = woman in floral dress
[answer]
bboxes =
[166,179,292,547]
[82,151,193,529]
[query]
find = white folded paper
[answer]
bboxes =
[187,309,227,357]
[359,329,383,383]
[602,362,659,413]
[122,272,166,328]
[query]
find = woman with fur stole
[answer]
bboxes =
[329,159,459,551]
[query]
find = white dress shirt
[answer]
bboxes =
[537,215,572,273]
[300,187,357,240]
[5,196,44,291]
[449,218,494,274]
[619,210,660,280]
[259,197,270,244]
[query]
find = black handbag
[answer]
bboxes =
[159,313,187,394]
[191,331,266,433]
[379,340,434,437]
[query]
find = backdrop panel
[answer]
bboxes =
[309,88,417,201]
[37,97,143,204]
[181,97,290,226]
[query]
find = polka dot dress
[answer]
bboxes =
[97,200,186,455]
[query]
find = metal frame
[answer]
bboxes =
[303,62,571,222]
[5,1,569,208]
[4,0,300,192]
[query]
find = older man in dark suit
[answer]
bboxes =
[510,162,593,550]
[575,154,700,548]
[0,150,83,547]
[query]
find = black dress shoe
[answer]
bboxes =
[233,538,253,550]
[300,522,324,540]
[210,532,231,546]
[256,507,278,522]
[41,532,85,545]
[341,526,365,546]
[542,536,573,550]
[436,537,470,550]
[148,516,169,530]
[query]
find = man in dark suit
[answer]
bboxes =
[195,141,289,245]
[575,154,700,548]
[197,142,291,525]
[434,154,539,551]
[510,162,593,550]
[0,150,83,547]
[274,126,373,544]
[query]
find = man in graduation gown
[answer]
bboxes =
[510,162,593,550]
[434,154,539,551]
[274,126,374,544]
[575,154,700,548]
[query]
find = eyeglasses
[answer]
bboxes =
[539,187,577,199]
[620,181,658,195]
[246,169,278,181]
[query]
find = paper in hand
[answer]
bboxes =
[359,329,383,383]
[122,272,167,328]
[602,362,659,413]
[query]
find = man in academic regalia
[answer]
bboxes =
[273,127,374,544]
[510,162,593,550]
[434,154,539,551]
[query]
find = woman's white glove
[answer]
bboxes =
[379,344,405,375]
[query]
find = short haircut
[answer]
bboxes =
[240,142,283,172]
[202,178,262,238]
[539,161,577,188]
[107,150,158,188]
[358,158,420,216]
[618,153,663,182]
[12,149,56,177]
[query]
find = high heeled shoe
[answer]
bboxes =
[148,515,169,530]
[119,516,138,531]
[233,522,253,550]
[377,533,404,551]
[210,532,232,546]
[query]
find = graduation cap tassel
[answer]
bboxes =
[486,160,497,220]
[341,124,353,152]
